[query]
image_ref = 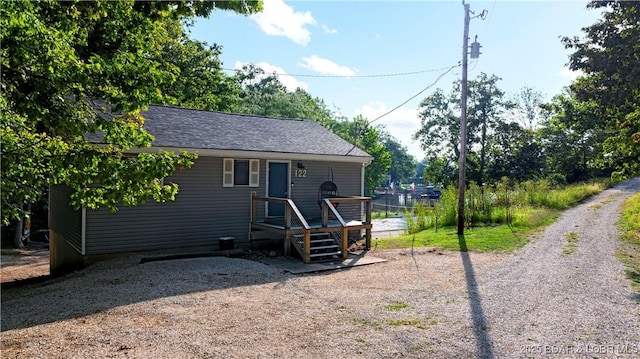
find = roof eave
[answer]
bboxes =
[124,146,373,164]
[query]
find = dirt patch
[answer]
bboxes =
[1,243,49,284]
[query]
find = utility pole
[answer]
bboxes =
[457,2,485,235]
[457,1,470,235]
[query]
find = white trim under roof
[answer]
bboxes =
[124,146,373,165]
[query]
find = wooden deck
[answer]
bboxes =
[253,217,368,232]
[250,194,372,263]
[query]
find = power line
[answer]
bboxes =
[343,63,460,157]
[222,65,458,79]
[367,62,461,125]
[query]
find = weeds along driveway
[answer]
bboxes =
[1,178,639,358]
[469,177,640,357]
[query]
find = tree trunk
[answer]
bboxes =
[13,220,24,249]
[13,203,26,249]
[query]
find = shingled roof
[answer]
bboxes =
[111,104,372,161]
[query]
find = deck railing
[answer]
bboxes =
[251,193,312,262]
[321,198,349,258]
[251,193,373,263]
[320,196,372,250]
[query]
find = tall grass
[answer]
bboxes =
[405,201,428,234]
[618,192,640,292]
[405,178,609,231]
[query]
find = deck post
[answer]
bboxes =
[304,230,311,263]
[284,203,291,256]
[321,202,328,227]
[365,199,372,249]
[342,226,348,259]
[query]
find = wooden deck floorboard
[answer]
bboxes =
[254,217,368,230]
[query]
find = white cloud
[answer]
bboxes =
[355,101,424,160]
[250,0,316,46]
[300,55,356,77]
[234,61,308,91]
[321,24,338,35]
[559,67,583,80]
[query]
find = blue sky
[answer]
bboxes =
[190,0,603,160]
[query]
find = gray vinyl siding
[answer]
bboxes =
[83,156,364,255]
[289,160,363,221]
[85,157,264,254]
[49,185,83,253]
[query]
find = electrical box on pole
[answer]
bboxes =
[470,35,482,59]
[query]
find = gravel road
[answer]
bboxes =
[1,178,639,358]
[474,177,640,358]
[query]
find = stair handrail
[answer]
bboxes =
[321,198,349,259]
[251,193,312,261]
[250,193,310,230]
[284,198,310,230]
[321,196,372,253]
[283,198,311,262]
[321,198,347,227]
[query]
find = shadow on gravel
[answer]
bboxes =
[459,235,495,359]
[0,252,387,332]
[0,255,298,332]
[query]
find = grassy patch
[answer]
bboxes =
[350,317,383,330]
[375,223,544,253]
[387,318,436,330]
[373,180,607,253]
[617,192,640,293]
[563,232,579,255]
[543,182,607,210]
[386,302,409,311]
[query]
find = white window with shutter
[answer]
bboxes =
[223,158,234,187]
[223,158,260,187]
[249,159,260,187]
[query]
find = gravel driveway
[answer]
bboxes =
[2,178,639,358]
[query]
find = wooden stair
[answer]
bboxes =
[293,232,342,262]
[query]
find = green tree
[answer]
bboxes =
[486,121,544,182]
[234,64,291,116]
[332,116,391,195]
[483,86,545,182]
[413,88,460,162]
[380,132,417,184]
[233,64,335,126]
[416,157,428,180]
[160,38,241,112]
[466,73,512,185]
[423,157,456,187]
[538,91,607,182]
[413,73,510,185]
[0,0,262,226]
[562,0,640,179]
[510,86,546,130]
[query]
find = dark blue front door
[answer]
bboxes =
[268,162,289,216]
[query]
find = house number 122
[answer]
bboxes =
[294,169,307,177]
